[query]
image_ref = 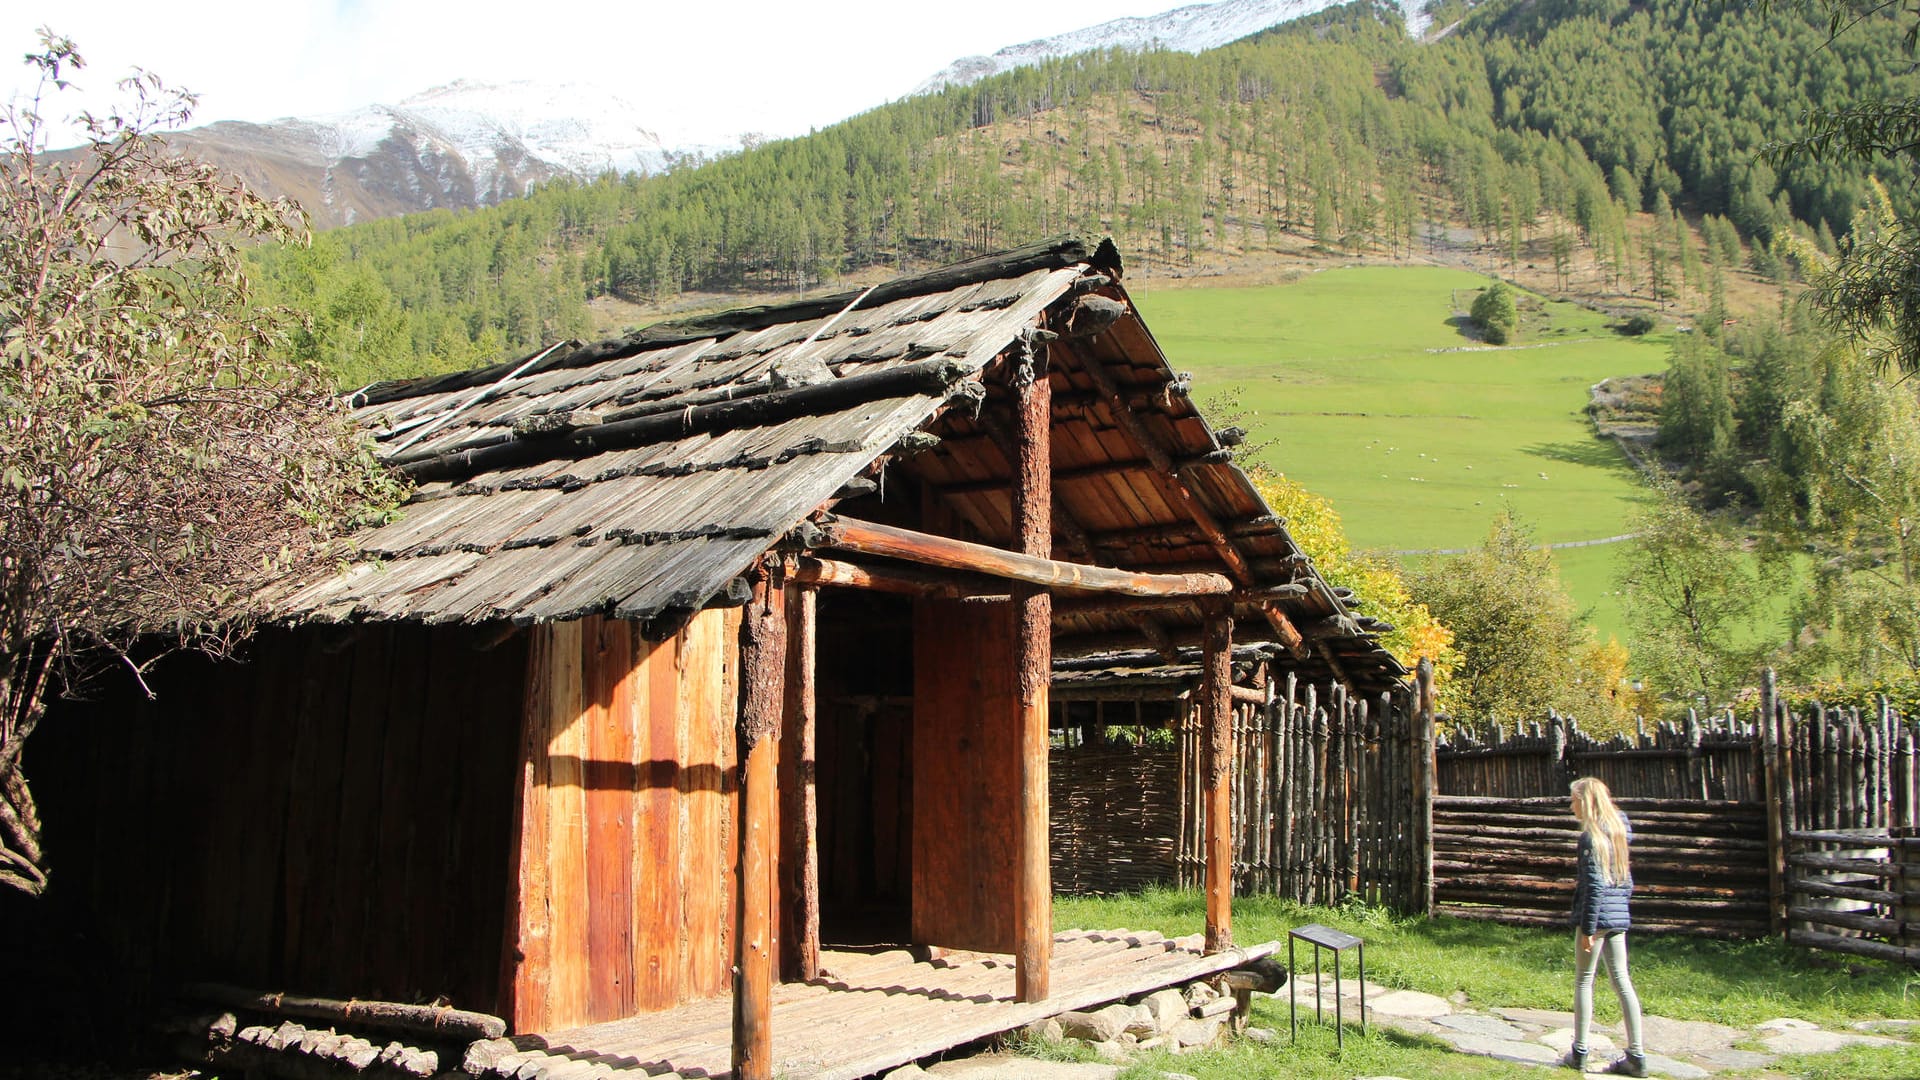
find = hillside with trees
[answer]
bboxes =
[256,0,1915,386]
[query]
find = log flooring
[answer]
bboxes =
[491,929,1279,1080]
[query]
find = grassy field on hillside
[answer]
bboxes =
[1134,267,1677,642]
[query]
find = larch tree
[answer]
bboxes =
[0,35,402,894]
[1618,479,1769,707]
[1407,513,1637,730]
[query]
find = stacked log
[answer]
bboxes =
[1433,796,1770,938]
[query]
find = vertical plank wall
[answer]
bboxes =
[910,597,1019,953]
[23,624,527,1014]
[506,610,742,1033]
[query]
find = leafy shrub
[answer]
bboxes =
[1621,314,1657,336]
[1470,282,1517,345]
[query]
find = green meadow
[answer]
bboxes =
[1133,267,1678,642]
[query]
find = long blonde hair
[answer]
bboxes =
[1571,777,1631,885]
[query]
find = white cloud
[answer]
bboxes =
[6,1,1184,147]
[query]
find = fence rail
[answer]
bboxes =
[1783,828,1920,966]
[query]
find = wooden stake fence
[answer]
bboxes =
[1048,668,1920,959]
[1051,673,1428,914]
[1434,687,1920,955]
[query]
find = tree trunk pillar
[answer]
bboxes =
[779,583,819,982]
[733,561,786,1080]
[1202,603,1234,953]
[1012,332,1053,1003]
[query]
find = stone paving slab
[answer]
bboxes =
[1855,1018,1920,1035]
[1537,1027,1619,1057]
[1368,989,1452,1019]
[1434,1013,1531,1040]
[1639,1015,1746,1056]
[1694,1047,1776,1070]
[1637,1053,1711,1079]
[1496,1007,1583,1030]
[1436,1030,1563,1065]
[1759,1026,1906,1054]
[1371,1015,1445,1040]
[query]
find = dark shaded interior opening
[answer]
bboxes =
[814,589,915,947]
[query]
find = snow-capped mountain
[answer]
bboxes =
[139,1,1443,230]
[914,0,1433,95]
[161,80,682,229]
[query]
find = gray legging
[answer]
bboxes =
[1574,930,1644,1056]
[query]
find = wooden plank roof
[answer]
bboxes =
[258,236,1407,692]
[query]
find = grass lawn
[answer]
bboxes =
[1133,267,1676,641]
[1046,890,1920,1080]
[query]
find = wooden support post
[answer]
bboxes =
[733,562,786,1080]
[780,583,820,982]
[1202,604,1235,953]
[1413,658,1437,916]
[1012,332,1054,1003]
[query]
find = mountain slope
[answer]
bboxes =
[913,0,1433,93]
[168,80,674,228]
[255,0,1913,388]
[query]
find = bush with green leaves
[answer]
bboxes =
[1470,281,1518,345]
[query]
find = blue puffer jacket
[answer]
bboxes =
[1571,815,1633,934]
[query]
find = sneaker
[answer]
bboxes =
[1559,1047,1589,1071]
[1605,1051,1648,1078]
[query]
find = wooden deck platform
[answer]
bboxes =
[487,930,1280,1080]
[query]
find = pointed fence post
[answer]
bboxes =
[1761,668,1786,938]
[1413,657,1437,916]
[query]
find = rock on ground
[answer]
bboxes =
[1759,1027,1905,1054]
[1141,988,1187,1030]
[926,1055,1124,1080]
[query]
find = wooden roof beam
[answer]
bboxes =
[1081,515,1283,550]
[812,516,1236,598]
[1052,585,1307,621]
[973,399,1185,662]
[932,449,1234,498]
[790,556,1009,600]
[1070,341,1310,660]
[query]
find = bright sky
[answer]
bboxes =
[5,1,1183,147]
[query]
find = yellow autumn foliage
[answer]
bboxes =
[1250,468,1462,709]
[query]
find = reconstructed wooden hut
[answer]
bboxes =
[23,237,1402,1079]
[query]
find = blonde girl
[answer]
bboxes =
[1564,777,1646,1077]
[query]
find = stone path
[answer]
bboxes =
[1282,972,1915,1077]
